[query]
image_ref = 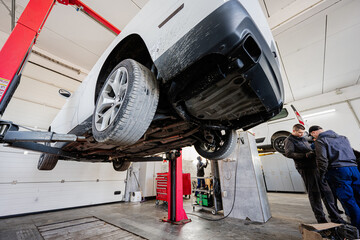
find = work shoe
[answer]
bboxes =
[317,218,328,224]
[331,218,348,225]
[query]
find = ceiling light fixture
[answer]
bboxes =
[303,109,336,118]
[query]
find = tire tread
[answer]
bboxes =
[93,59,159,145]
[38,154,58,170]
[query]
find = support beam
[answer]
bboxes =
[219,131,271,222]
[11,0,15,31]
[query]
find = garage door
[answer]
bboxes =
[0,146,126,217]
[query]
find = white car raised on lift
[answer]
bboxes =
[39,0,284,171]
[250,105,305,153]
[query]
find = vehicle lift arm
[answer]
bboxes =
[0,0,120,117]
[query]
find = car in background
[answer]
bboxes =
[38,0,284,171]
[250,105,305,153]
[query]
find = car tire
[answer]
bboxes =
[38,153,58,170]
[272,135,288,153]
[194,130,237,160]
[92,59,159,145]
[112,159,131,172]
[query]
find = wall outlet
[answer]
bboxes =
[222,191,227,198]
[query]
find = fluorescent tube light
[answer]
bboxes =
[303,109,336,118]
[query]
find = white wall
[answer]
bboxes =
[182,147,212,178]
[138,161,164,197]
[302,102,359,149]
[285,84,360,149]
[0,146,126,217]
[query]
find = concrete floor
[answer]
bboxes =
[0,192,321,240]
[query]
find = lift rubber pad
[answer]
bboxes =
[37,216,146,239]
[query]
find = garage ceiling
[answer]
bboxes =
[0,0,359,128]
[0,0,146,70]
[260,0,360,103]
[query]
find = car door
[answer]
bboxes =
[250,122,269,146]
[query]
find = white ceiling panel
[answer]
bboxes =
[22,63,81,92]
[276,46,295,103]
[263,0,296,17]
[27,48,88,82]
[323,0,360,92]
[280,70,294,103]
[35,27,106,71]
[0,2,11,34]
[0,0,25,34]
[81,0,141,29]
[281,41,324,99]
[40,4,116,56]
[0,31,9,47]
[268,0,360,103]
[276,14,326,100]
[0,0,143,71]
[326,0,360,36]
[12,76,66,109]
[132,0,148,9]
[324,27,360,91]
[2,98,59,130]
[288,84,360,112]
[276,13,325,57]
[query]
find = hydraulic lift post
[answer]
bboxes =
[163,150,191,224]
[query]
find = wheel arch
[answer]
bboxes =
[271,131,290,142]
[94,34,155,103]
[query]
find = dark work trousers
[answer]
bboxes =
[195,178,205,196]
[197,178,205,188]
[297,168,344,223]
[328,179,348,216]
[327,166,360,230]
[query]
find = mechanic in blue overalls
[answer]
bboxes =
[310,125,360,231]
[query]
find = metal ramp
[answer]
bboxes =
[37,217,145,240]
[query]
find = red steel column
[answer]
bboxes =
[0,0,56,114]
[165,150,189,223]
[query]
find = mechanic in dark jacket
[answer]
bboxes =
[310,126,360,230]
[197,156,208,189]
[284,124,345,224]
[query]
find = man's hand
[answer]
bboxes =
[305,151,315,159]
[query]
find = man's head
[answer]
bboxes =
[292,124,305,137]
[197,156,202,162]
[309,125,324,139]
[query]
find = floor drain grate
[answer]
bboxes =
[37,216,146,240]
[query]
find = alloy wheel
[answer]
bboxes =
[94,67,129,131]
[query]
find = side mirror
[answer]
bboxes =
[58,89,71,98]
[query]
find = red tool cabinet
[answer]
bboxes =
[156,172,191,204]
